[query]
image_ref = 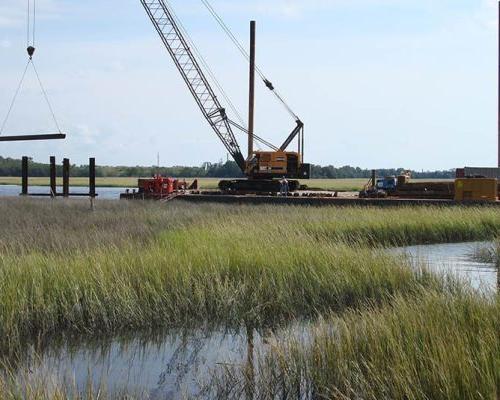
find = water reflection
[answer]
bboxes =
[0,185,125,200]
[12,324,309,399]
[6,242,498,398]
[391,241,497,292]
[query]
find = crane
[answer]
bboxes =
[140,0,310,192]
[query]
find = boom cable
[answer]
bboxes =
[200,0,300,121]
[165,0,246,128]
[165,0,266,150]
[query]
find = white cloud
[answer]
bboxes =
[0,0,497,168]
[0,11,22,28]
[0,39,12,48]
[475,0,498,30]
[71,124,100,146]
[206,0,432,19]
[0,0,64,28]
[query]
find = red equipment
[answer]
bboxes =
[138,175,190,199]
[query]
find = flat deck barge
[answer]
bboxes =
[170,193,500,207]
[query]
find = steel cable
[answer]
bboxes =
[0,61,30,136]
[200,0,300,120]
[31,60,62,133]
[165,0,247,128]
[166,0,266,150]
[2,0,62,136]
[27,0,30,47]
[32,0,36,47]
[27,0,36,47]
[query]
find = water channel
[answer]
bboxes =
[5,241,499,398]
[0,185,125,200]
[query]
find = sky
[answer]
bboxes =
[0,0,498,169]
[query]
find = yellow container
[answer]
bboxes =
[455,178,498,202]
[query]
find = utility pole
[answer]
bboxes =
[498,1,500,166]
[248,21,256,160]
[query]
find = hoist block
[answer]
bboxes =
[27,46,36,58]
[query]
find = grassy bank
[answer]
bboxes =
[0,200,499,351]
[215,290,499,400]
[1,292,497,400]
[0,176,368,190]
[0,206,444,353]
[470,241,500,269]
[0,176,136,188]
[0,177,452,191]
[0,199,498,397]
[2,199,499,255]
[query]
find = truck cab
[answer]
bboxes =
[376,176,397,192]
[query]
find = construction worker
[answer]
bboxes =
[280,176,289,196]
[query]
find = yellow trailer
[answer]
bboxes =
[455,178,498,202]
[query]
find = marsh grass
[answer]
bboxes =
[469,240,500,269]
[0,198,211,255]
[0,199,499,353]
[0,370,146,400]
[0,199,499,398]
[1,199,499,254]
[213,291,500,400]
[0,226,440,354]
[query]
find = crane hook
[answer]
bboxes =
[27,46,36,59]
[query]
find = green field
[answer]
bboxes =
[0,176,368,190]
[0,176,141,188]
[0,176,453,192]
[0,199,497,398]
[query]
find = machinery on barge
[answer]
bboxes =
[139,0,310,194]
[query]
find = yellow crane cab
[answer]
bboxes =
[246,150,309,179]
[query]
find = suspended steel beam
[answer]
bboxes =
[0,133,66,142]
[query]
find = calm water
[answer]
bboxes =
[7,242,499,398]
[15,325,306,399]
[391,241,498,292]
[0,185,125,200]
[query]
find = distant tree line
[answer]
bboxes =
[0,156,455,179]
[311,165,455,179]
[0,157,244,178]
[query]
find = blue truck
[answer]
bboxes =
[359,176,398,198]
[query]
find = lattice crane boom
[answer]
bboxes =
[140,0,246,171]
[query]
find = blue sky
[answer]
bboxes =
[0,0,498,169]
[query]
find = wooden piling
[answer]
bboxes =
[89,158,96,198]
[21,156,29,196]
[50,156,57,198]
[247,21,256,160]
[63,158,70,197]
[245,324,255,400]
